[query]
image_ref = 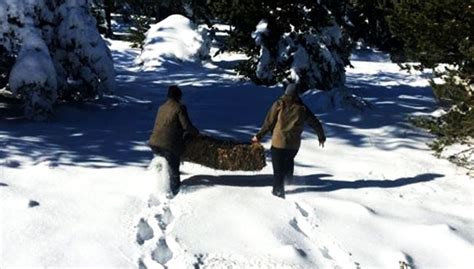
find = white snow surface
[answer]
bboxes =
[1,40,473,268]
[138,15,210,70]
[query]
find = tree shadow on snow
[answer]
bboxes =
[183,173,444,194]
[0,49,440,168]
[0,49,276,168]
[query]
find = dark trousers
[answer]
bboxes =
[151,147,181,195]
[271,147,298,198]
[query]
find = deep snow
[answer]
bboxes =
[1,38,473,268]
[138,14,210,70]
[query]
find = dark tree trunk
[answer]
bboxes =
[104,0,113,37]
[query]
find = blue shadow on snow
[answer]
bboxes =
[183,173,444,194]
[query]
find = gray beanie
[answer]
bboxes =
[285,83,298,96]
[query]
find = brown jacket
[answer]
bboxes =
[149,99,198,157]
[256,94,325,150]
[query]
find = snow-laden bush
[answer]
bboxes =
[138,14,210,69]
[0,0,115,119]
[251,19,350,91]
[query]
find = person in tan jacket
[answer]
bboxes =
[149,85,199,195]
[252,83,326,198]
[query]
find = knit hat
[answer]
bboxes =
[285,83,298,96]
[167,85,182,100]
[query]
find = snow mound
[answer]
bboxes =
[138,15,210,69]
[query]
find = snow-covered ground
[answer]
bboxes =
[1,37,473,268]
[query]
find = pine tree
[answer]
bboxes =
[89,0,109,35]
[0,0,58,120]
[389,0,473,168]
[0,45,15,91]
[207,0,266,53]
[0,0,115,119]
[128,15,156,49]
[206,0,351,91]
[347,1,395,48]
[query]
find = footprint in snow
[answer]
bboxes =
[289,217,308,238]
[294,247,308,258]
[136,218,154,245]
[319,246,333,260]
[155,206,174,231]
[293,201,356,267]
[295,202,309,217]
[137,195,180,268]
[151,237,174,265]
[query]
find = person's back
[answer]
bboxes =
[253,83,325,198]
[149,98,195,157]
[271,94,309,150]
[148,85,198,195]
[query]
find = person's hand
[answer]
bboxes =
[319,137,326,148]
[251,135,260,144]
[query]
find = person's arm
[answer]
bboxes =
[178,105,199,135]
[304,105,326,147]
[253,100,280,142]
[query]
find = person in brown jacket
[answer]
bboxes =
[149,85,199,195]
[252,83,326,198]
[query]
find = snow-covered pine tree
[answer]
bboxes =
[249,2,351,92]
[0,0,115,119]
[55,0,115,101]
[0,0,58,120]
[206,1,350,91]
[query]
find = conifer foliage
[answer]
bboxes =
[0,0,115,120]
[208,1,352,91]
[389,0,473,151]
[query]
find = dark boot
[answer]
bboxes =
[272,187,285,199]
[170,178,180,196]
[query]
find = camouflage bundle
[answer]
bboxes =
[183,135,266,171]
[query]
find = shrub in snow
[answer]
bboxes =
[0,0,115,119]
[138,14,210,69]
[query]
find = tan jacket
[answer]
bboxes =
[256,95,325,150]
[149,99,198,157]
